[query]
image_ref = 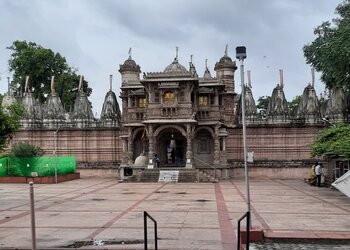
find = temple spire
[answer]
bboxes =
[247,70,252,88]
[225,44,228,57]
[79,75,83,92]
[205,59,208,70]
[311,67,315,87]
[51,76,56,96]
[279,69,284,89]
[190,54,193,64]
[175,46,179,61]
[128,47,132,59]
[109,75,113,91]
[25,76,29,93]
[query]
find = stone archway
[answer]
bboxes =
[132,127,147,161]
[154,126,187,167]
[193,127,215,167]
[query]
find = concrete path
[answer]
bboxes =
[0,178,349,249]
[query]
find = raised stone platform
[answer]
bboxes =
[0,172,80,184]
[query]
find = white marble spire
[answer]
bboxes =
[225,44,228,57]
[109,75,113,91]
[247,70,252,88]
[279,69,284,89]
[78,75,83,92]
[51,76,56,96]
[311,68,315,87]
[25,76,30,93]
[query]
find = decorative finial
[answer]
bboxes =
[247,70,252,88]
[279,69,284,89]
[51,76,56,96]
[205,59,208,69]
[190,54,193,64]
[25,76,29,93]
[128,47,132,59]
[79,75,83,92]
[225,44,228,56]
[109,75,113,91]
[311,67,315,87]
[175,46,179,61]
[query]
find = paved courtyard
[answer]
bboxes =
[0,177,349,249]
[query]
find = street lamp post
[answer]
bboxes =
[54,125,62,184]
[236,46,251,222]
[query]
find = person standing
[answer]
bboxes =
[315,162,322,187]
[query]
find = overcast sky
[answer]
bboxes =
[0,0,342,116]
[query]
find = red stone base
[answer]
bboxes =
[0,173,80,184]
[240,227,264,244]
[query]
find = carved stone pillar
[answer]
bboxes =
[214,125,220,167]
[128,127,133,165]
[147,125,155,169]
[185,124,193,168]
[121,138,129,164]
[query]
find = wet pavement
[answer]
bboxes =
[0,177,349,249]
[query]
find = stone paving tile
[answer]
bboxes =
[0,178,349,249]
[251,242,350,250]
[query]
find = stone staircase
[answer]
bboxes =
[125,168,218,183]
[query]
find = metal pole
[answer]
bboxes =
[54,131,58,184]
[29,182,36,250]
[144,211,148,250]
[240,59,251,222]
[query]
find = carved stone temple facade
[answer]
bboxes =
[2,48,349,179]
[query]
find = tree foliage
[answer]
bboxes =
[303,0,350,90]
[288,95,301,117]
[256,96,271,118]
[8,40,92,111]
[311,123,350,159]
[11,142,44,157]
[0,103,25,151]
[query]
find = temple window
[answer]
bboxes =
[210,95,215,105]
[138,97,146,108]
[180,91,185,102]
[199,95,208,107]
[155,92,160,103]
[197,139,210,153]
[163,91,175,104]
[131,97,136,107]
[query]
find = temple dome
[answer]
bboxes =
[164,59,188,74]
[214,55,237,70]
[119,57,141,73]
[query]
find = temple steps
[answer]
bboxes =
[125,168,218,183]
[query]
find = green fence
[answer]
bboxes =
[0,156,76,177]
[0,157,8,176]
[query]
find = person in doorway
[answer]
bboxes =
[315,162,322,187]
[171,147,176,164]
[153,154,160,168]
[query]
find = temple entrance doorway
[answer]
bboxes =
[156,129,186,167]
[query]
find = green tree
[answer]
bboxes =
[256,96,271,118]
[8,40,92,111]
[0,103,25,151]
[288,95,301,117]
[312,123,350,159]
[303,0,350,90]
[11,142,43,157]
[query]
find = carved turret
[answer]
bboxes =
[71,75,94,127]
[189,55,198,78]
[267,70,289,121]
[236,70,257,121]
[1,77,17,112]
[325,87,347,121]
[296,69,320,122]
[21,76,42,128]
[43,76,66,126]
[100,75,121,127]
[203,59,213,79]
[119,48,141,86]
[214,45,237,92]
